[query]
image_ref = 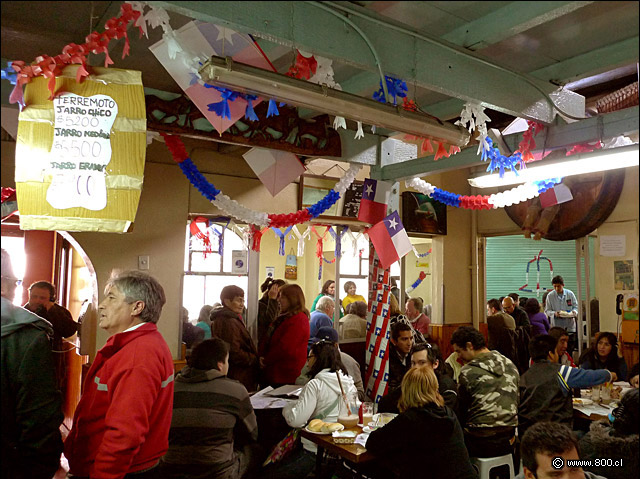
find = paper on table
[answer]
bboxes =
[355,432,369,448]
[250,386,295,409]
[265,384,303,398]
[574,402,614,417]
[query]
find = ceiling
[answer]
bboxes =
[1,1,638,158]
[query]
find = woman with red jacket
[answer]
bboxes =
[261,284,310,386]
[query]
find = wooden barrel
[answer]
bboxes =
[505,170,625,241]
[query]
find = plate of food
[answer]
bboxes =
[305,419,344,435]
[557,311,575,318]
[572,398,594,406]
[370,412,398,427]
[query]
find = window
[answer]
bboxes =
[337,233,400,307]
[183,218,248,322]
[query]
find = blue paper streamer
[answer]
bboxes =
[307,190,340,218]
[1,63,17,85]
[267,99,280,118]
[373,75,408,106]
[206,87,240,120]
[431,188,461,208]
[178,158,221,201]
[483,137,523,178]
[243,94,259,121]
[271,226,293,256]
[328,226,347,258]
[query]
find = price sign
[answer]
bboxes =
[47,93,118,210]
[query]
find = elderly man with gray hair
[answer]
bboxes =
[309,294,335,339]
[64,270,174,479]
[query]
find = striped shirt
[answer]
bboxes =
[162,366,258,471]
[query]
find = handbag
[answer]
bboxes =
[285,250,297,279]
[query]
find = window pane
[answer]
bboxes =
[183,275,205,321]
[222,229,246,272]
[338,278,369,304]
[390,261,400,276]
[340,253,360,275]
[191,252,221,273]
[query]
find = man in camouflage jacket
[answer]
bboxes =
[452,326,519,458]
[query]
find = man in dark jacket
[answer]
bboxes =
[24,280,78,389]
[1,249,63,479]
[504,296,532,373]
[210,285,260,393]
[388,321,413,391]
[378,342,458,416]
[519,334,613,438]
[159,338,259,479]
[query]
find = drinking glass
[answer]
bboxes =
[337,391,359,428]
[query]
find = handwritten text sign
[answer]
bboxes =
[47,93,118,210]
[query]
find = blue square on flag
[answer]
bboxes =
[378,349,385,359]
[369,344,375,353]
[373,369,379,378]
[377,292,383,302]
[383,372,389,381]
[375,327,381,336]
[368,211,413,269]
[376,394,383,403]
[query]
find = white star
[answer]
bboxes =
[388,217,398,230]
[216,27,235,45]
[365,184,373,195]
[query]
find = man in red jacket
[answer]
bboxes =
[65,271,174,479]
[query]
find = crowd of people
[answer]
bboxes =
[2,249,638,479]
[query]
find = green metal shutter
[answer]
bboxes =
[486,236,579,303]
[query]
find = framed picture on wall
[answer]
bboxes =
[401,191,447,235]
[299,174,365,222]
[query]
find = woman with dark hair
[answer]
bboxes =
[257,277,286,353]
[264,341,356,479]
[366,367,476,479]
[579,332,628,381]
[342,280,366,310]
[524,297,550,336]
[579,388,639,479]
[261,284,310,387]
[311,280,334,312]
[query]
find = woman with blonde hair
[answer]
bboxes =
[366,367,476,479]
[261,284,310,386]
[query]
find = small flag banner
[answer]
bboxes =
[358,178,391,225]
[364,243,391,403]
[539,183,573,209]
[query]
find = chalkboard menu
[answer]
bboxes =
[341,181,363,218]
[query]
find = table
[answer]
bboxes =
[301,425,374,477]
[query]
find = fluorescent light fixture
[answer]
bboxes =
[468,144,639,188]
[199,56,470,146]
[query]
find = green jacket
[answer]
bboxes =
[458,350,519,429]
[1,297,63,479]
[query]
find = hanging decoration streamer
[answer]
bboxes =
[406,177,560,210]
[516,121,545,165]
[455,102,491,158]
[271,226,293,256]
[161,133,361,228]
[328,226,347,259]
[406,271,427,295]
[518,249,554,297]
[189,217,213,256]
[373,75,408,106]
[285,50,318,80]
[3,3,142,106]
[413,247,432,259]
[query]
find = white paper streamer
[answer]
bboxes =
[355,121,364,139]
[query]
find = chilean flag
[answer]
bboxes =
[539,183,573,209]
[368,211,413,269]
[358,179,391,225]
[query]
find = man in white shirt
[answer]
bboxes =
[544,275,578,354]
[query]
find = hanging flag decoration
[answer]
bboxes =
[15,66,146,232]
[368,211,413,269]
[148,20,273,134]
[539,183,573,209]
[364,245,391,403]
[243,148,306,197]
[271,226,293,256]
[358,178,392,225]
[519,250,554,297]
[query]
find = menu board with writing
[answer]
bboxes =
[341,181,363,218]
[48,93,118,210]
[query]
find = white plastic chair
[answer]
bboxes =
[471,454,515,479]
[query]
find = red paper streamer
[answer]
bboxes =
[516,120,545,164]
[8,3,141,103]
[285,51,318,80]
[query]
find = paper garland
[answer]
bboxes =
[162,133,361,227]
[405,177,561,210]
[406,271,427,295]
